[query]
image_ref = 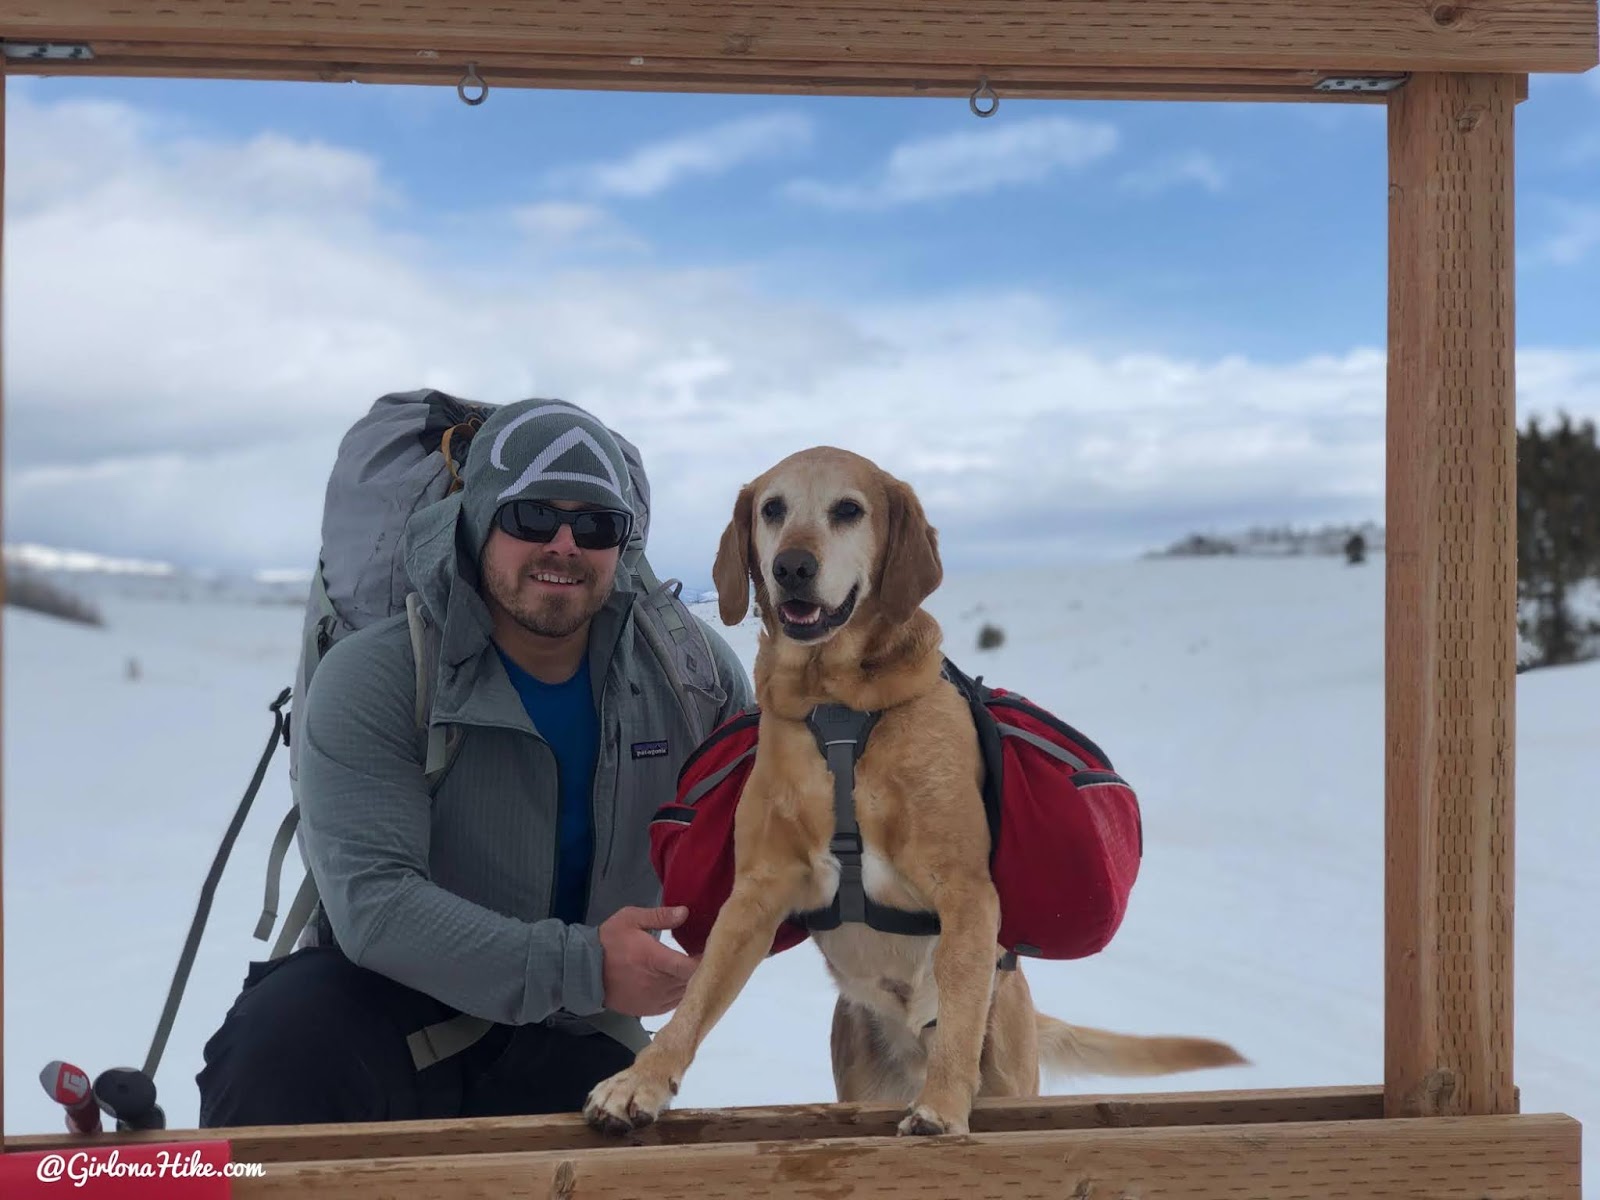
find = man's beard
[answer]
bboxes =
[485,559,607,638]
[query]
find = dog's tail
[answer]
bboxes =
[1035,1014,1247,1079]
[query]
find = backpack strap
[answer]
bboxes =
[630,570,726,745]
[940,657,1006,863]
[253,805,303,942]
[794,704,942,938]
[254,564,338,954]
[303,563,340,673]
[145,688,292,1085]
[406,592,458,785]
[255,595,459,960]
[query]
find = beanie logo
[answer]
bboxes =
[489,404,628,504]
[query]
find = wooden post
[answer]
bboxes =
[1384,71,1518,1120]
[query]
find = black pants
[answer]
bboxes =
[195,946,634,1126]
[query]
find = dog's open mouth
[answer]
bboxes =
[777,585,859,641]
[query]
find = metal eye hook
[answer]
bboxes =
[458,62,488,106]
[970,76,999,118]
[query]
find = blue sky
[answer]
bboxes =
[3,68,1597,587]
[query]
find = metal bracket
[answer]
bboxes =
[457,62,488,105]
[970,76,999,117]
[2,41,96,61]
[1315,74,1410,94]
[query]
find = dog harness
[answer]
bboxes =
[650,655,1142,974]
[794,701,1017,978]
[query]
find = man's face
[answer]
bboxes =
[480,499,622,639]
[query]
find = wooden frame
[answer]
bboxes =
[1,2,1595,1195]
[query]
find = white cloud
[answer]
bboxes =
[6,86,1598,586]
[785,117,1118,210]
[547,112,813,198]
[1118,151,1227,196]
[510,202,648,255]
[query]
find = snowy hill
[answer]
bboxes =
[3,556,1595,1187]
[1149,520,1385,559]
[3,542,312,607]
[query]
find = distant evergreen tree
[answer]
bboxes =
[1516,412,1600,668]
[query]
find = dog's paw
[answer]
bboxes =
[897,1104,968,1137]
[583,1066,677,1136]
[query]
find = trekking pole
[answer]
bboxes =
[121,687,293,1123]
[40,1061,102,1134]
[92,1068,166,1132]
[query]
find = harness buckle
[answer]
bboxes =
[830,831,863,858]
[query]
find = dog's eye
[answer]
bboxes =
[831,499,864,523]
[760,497,787,523]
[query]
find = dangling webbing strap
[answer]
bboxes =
[145,688,292,1082]
[797,704,942,938]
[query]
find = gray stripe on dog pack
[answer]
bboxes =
[682,746,757,806]
[997,725,1089,772]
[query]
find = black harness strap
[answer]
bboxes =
[794,703,943,939]
[790,700,940,947]
[794,699,1019,1034]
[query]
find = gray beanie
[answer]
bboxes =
[457,398,636,559]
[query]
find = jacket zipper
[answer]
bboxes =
[543,734,562,924]
[586,693,609,915]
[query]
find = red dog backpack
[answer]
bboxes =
[649,658,1143,962]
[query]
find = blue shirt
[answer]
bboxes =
[494,647,598,926]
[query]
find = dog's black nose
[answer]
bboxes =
[772,548,818,589]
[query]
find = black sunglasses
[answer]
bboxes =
[494,500,633,550]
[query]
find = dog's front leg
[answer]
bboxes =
[584,862,809,1135]
[898,873,1001,1137]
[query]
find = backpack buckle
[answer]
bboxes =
[830,830,863,859]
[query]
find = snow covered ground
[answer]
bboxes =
[4,555,1595,1185]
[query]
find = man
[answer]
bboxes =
[196,399,754,1125]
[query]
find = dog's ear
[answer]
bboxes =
[876,478,942,624]
[712,483,755,626]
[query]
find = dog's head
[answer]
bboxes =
[712,447,942,644]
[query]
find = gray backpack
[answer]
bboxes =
[137,391,726,1093]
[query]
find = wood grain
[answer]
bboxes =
[5,1084,1385,1161]
[3,0,1595,77]
[1385,71,1518,1119]
[220,1113,1581,1199]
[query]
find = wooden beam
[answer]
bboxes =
[5,1084,1386,1162]
[0,55,1400,104]
[1385,71,1518,1119]
[218,1113,1578,1199]
[1,0,1594,79]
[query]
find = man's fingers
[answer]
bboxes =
[639,936,699,982]
[631,905,688,931]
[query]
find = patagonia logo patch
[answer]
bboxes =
[631,739,669,759]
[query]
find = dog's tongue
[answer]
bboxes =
[780,600,823,625]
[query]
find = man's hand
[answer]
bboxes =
[598,905,700,1017]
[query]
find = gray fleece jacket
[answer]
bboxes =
[293,491,753,1046]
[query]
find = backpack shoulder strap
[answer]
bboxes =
[940,657,1007,865]
[406,591,461,790]
[630,569,726,744]
[256,595,458,959]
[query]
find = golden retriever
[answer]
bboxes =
[584,446,1243,1137]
